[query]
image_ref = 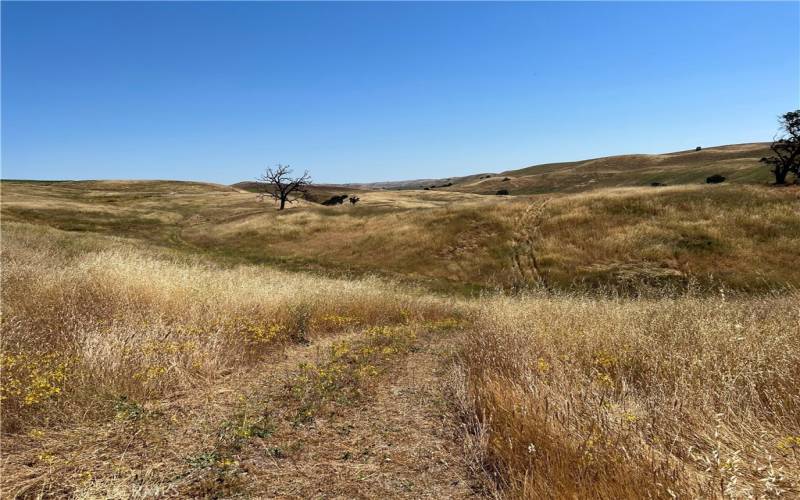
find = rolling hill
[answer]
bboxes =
[339,142,773,195]
[2,143,799,498]
[3,142,797,294]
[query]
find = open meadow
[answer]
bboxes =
[1,163,799,498]
[4,0,799,496]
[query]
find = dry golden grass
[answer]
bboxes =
[180,183,800,294]
[0,222,458,434]
[3,180,798,293]
[447,142,774,195]
[531,184,800,291]
[1,222,472,497]
[2,176,799,498]
[454,291,800,498]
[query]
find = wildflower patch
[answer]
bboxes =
[288,325,419,423]
[1,350,69,429]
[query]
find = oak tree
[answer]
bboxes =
[760,110,800,185]
[257,165,311,210]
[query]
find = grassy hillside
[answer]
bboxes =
[441,143,774,195]
[2,172,799,497]
[3,178,797,293]
[1,222,472,497]
[336,143,773,195]
[2,220,798,498]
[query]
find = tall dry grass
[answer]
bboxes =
[5,180,799,294]
[454,291,800,497]
[1,222,458,432]
[185,184,800,294]
[4,197,799,498]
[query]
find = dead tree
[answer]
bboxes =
[257,165,311,210]
[349,196,360,205]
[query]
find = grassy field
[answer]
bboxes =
[1,223,469,496]
[2,177,798,293]
[2,152,799,497]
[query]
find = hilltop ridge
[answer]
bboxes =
[331,142,772,194]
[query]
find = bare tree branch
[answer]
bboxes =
[256,165,312,210]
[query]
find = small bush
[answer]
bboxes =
[321,195,349,206]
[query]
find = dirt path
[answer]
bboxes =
[2,329,480,498]
[240,331,478,498]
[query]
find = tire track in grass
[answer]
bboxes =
[2,330,363,498]
[509,200,550,290]
[192,322,480,498]
[3,320,480,498]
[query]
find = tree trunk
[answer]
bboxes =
[775,168,788,185]
[279,196,287,210]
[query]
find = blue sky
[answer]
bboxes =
[2,2,799,184]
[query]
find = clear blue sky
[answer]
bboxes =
[2,2,799,184]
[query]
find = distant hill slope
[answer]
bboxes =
[340,175,487,191]
[1,179,236,194]
[450,142,772,195]
[334,143,773,195]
